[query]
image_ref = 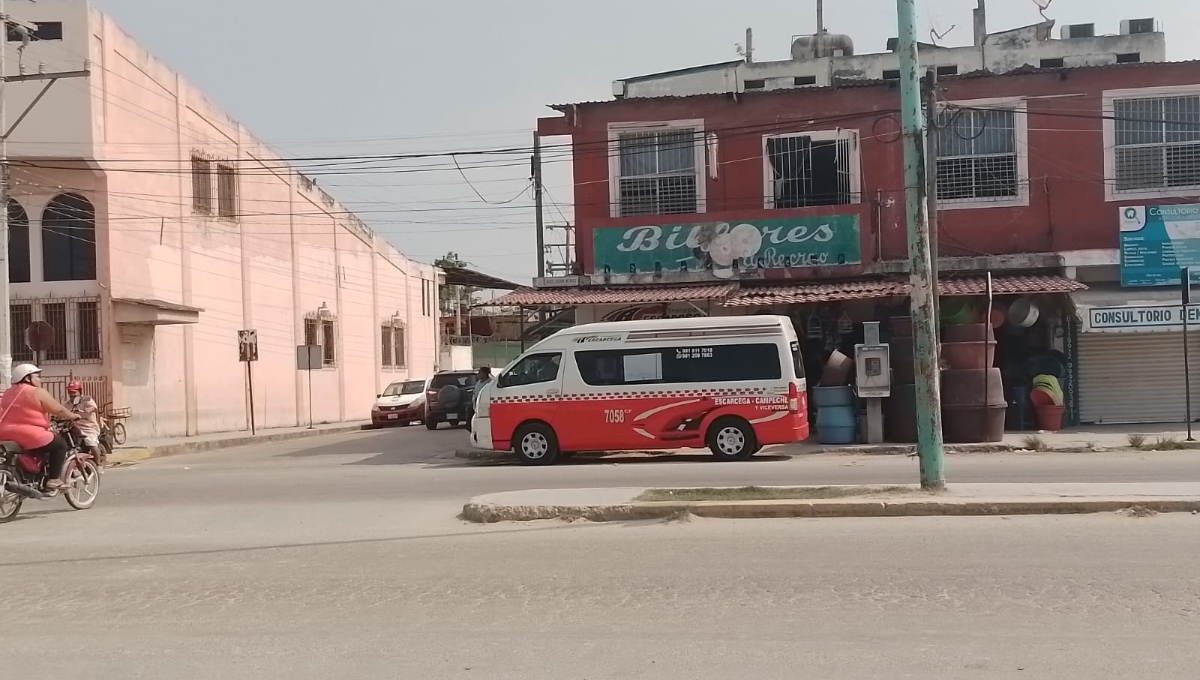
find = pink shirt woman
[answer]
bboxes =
[0,365,81,490]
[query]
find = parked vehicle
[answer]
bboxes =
[470,315,809,465]
[371,379,428,427]
[0,420,102,523]
[424,370,478,430]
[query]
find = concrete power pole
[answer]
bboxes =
[896,0,945,490]
[925,68,941,327]
[0,2,88,387]
[0,0,12,387]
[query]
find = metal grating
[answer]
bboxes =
[616,129,699,216]
[9,296,103,364]
[1113,94,1200,192]
[936,108,1019,202]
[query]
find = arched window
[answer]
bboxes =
[42,193,96,282]
[8,199,29,283]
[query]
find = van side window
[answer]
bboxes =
[575,344,782,386]
[497,353,562,388]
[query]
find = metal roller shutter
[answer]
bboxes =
[1078,332,1200,424]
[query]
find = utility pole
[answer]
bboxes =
[0,2,88,387]
[532,131,545,322]
[896,0,945,490]
[925,68,941,327]
[532,131,545,280]
[1,0,12,388]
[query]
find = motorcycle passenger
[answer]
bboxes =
[0,364,82,491]
[65,380,104,466]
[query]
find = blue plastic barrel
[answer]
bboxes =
[812,385,854,408]
[816,405,858,445]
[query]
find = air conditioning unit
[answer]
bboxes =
[1120,18,1156,35]
[1060,23,1095,39]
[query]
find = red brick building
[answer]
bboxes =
[498,17,1200,427]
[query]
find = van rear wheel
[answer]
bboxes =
[513,423,560,466]
[706,417,757,462]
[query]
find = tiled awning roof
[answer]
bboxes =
[724,275,1086,307]
[725,280,910,307]
[937,275,1088,296]
[490,284,737,307]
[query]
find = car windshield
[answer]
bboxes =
[383,380,425,396]
[430,373,476,390]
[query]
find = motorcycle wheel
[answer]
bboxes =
[64,459,101,510]
[0,470,24,523]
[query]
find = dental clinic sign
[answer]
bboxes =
[1119,204,1200,287]
[1085,304,1200,333]
[592,216,861,279]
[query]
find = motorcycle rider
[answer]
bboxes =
[65,380,104,466]
[0,364,82,491]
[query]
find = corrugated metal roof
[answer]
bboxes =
[723,275,1086,307]
[490,284,737,307]
[621,60,746,84]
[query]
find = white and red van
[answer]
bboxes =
[470,315,809,465]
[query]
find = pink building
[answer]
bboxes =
[4,0,442,439]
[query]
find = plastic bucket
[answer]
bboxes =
[1034,405,1065,431]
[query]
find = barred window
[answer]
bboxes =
[764,131,858,208]
[615,127,700,217]
[192,156,213,214]
[9,298,101,364]
[1113,94,1200,193]
[304,315,337,368]
[935,108,1020,202]
[217,163,238,219]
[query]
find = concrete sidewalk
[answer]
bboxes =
[461,482,1200,523]
[108,421,370,464]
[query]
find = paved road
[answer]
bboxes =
[4,427,1200,678]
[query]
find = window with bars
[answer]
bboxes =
[614,126,701,217]
[304,315,338,368]
[8,298,101,364]
[381,324,407,369]
[935,107,1021,203]
[43,303,68,361]
[764,131,858,208]
[192,157,213,214]
[217,163,238,219]
[1112,93,1200,193]
[10,303,32,363]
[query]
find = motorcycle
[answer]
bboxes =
[0,421,102,523]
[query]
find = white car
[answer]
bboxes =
[371,379,427,427]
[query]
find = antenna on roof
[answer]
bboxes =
[1033,0,1053,22]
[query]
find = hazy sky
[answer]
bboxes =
[90,0,1200,285]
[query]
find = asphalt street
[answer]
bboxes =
[3,426,1200,679]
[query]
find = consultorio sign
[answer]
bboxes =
[1085,304,1200,333]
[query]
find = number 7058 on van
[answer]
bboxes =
[469,315,809,465]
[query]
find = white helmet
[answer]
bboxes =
[11,363,42,384]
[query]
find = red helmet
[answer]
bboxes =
[67,380,83,392]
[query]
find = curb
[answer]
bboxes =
[461,498,1200,523]
[108,423,371,464]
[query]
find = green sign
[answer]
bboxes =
[592,216,861,278]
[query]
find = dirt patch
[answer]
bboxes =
[635,485,917,503]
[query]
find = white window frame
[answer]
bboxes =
[761,129,862,209]
[608,119,706,219]
[1103,84,1200,201]
[934,96,1030,211]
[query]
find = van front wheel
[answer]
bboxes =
[707,417,757,462]
[513,423,560,466]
